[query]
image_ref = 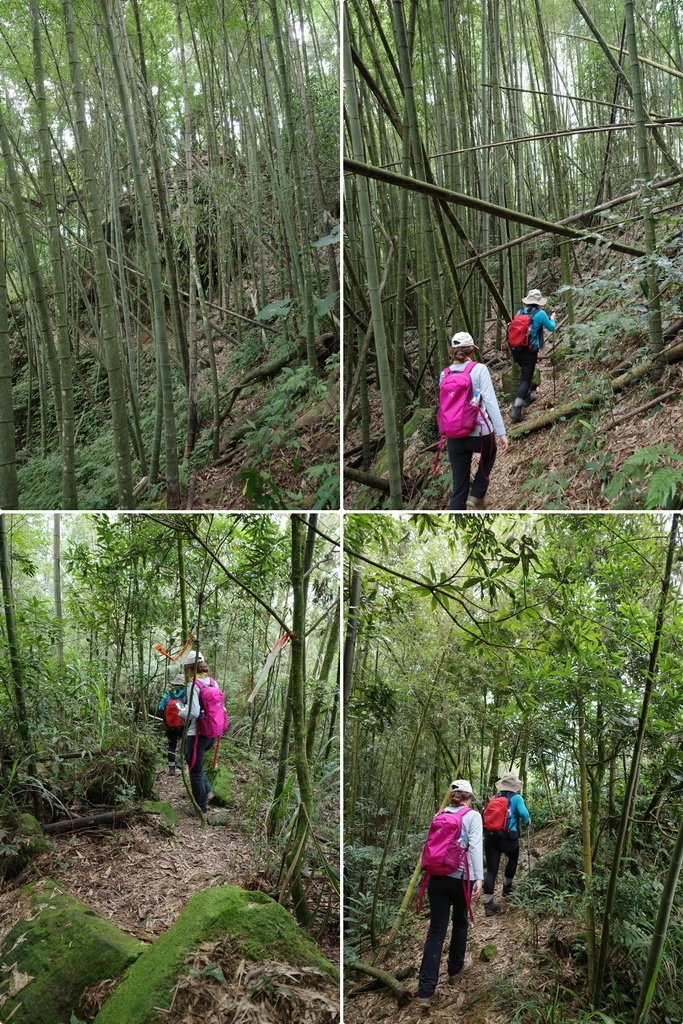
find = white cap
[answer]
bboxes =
[181,650,204,667]
[450,331,477,350]
[451,779,474,795]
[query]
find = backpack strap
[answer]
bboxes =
[416,871,430,912]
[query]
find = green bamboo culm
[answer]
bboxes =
[343,10,403,509]
[98,0,180,508]
[31,0,78,509]
[0,204,18,509]
[63,0,134,509]
[632,815,683,1024]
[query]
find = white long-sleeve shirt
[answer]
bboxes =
[439,362,506,437]
[443,805,484,881]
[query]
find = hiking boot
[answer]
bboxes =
[447,955,473,984]
[523,392,538,406]
[167,766,176,776]
[466,495,485,510]
[484,901,501,917]
[502,882,514,897]
[416,996,431,1012]
[509,404,522,424]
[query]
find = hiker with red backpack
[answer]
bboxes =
[178,651,230,813]
[437,332,509,510]
[157,674,186,775]
[507,289,556,424]
[482,773,530,917]
[416,780,483,1010]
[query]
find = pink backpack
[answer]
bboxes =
[437,362,484,438]
[195,677,229,738]
[416,807,474,920]
[187,678,229,772]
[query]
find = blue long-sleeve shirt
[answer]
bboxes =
[518,307,556,350]
[500,791,530,833]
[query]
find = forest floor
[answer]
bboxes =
[0,767,250,944]
[345,826,587,1024]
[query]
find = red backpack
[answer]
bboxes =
[163,698,183,729]
[436,363,485,438]
[506,312,534,348]
[416,807,474,920]
[482,794,511,831]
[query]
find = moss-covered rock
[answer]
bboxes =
[94,885,336,1024]
[204,751,235,808]
[0,878,143,1024]
[0,812,50,881]
[142,800,180,824]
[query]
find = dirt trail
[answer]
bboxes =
[345,837,555,1024]
[0,767,252,943]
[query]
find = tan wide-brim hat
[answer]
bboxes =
[521,288,547,306]
[495,773,522,792]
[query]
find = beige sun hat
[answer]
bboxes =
[521,288,547,306]
[451,779,474,795]
[495,773,522,792]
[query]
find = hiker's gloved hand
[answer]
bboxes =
[472,880,483,900]
[498,435,510,454]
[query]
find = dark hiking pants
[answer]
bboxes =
[483,829,520,894]
[417,875,471,998]
[511,346,538,403]
[447,435,497,510]
[165,726,183,769]
[184,733,216,811]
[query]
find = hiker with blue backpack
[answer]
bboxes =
[482,773,530,916]
[507,289,556,424]
[437,332,509,510]
[178,651,230,813]
[157,673,186,775]
[416,780,484,1010]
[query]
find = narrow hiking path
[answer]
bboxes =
[346,828,580,1024]
[0,764,252,944]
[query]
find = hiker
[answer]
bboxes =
[416,780,484,1009]
[507,288,556,424]
[438,332,509,511]
[158,673,186,775]
[482,773,530,916]
[179,651,220,813]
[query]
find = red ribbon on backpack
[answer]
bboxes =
[429,437,446,478]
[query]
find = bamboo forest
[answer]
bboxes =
[344,513,682,1024]
[0,1,339,512]
[0,512,340,1023]
[343,1,683,511]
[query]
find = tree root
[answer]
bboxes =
[347,961,412,1006]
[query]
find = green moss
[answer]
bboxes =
[479,943,498,962]
[0,879,143,1024]
[204,760,235,807]
[94,885,336,1024]
[142,800,180,823]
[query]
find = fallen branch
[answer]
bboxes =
[347,967,413,997]
[347,962,412,1007]
[344,466,391,494]
[598,389,681,434]
[511,338,683,436]
[42,809,142,835]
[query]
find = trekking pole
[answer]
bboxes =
[526,821,532,873]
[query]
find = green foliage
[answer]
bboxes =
[604,445,683,510]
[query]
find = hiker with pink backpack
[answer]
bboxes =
[507,288,556,424]
[437,332,509,510]
[482,773,530,916]
[416,780,484,1010]
[178,651,230,813]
